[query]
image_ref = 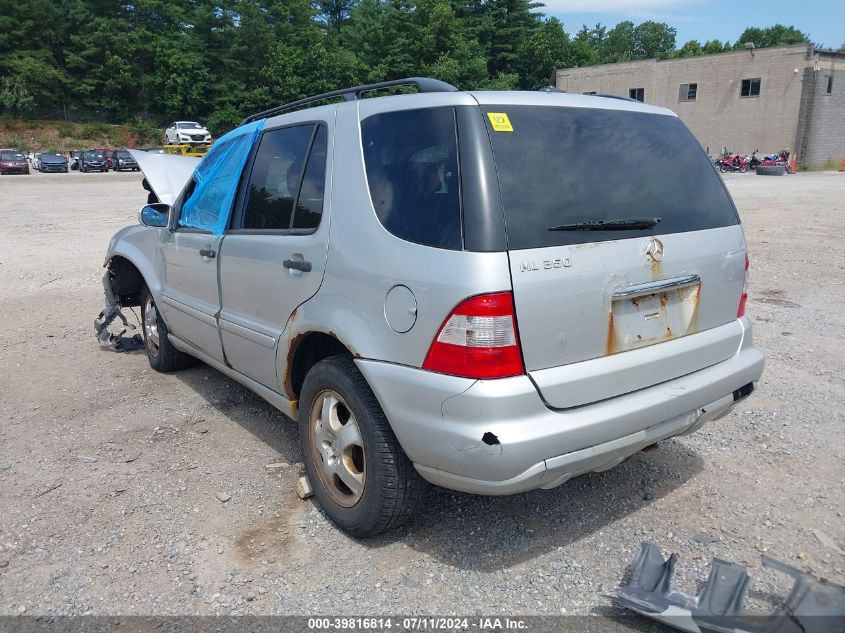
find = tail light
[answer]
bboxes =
[423,292,524,379]
[737,254,749,317]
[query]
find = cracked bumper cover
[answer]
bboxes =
[355,342,764,495]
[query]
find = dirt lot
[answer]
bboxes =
[0,169,843,621]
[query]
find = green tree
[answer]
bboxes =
[701,39,730,55]
[676,39,703,58]
[0,76,36,116]
[632,21,676,59]
[516,17,569,89]
[485,0,542,76]
[735,24,809,49]
[601,20,635,63]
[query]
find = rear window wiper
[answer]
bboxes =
[548,217,662,231]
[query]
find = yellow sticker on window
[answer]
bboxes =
[487,112,514,132]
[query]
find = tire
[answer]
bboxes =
[739,165,747,173]
[756,165,785,176]
[299,356,429,537]
[140,287,195,372]
[719,164,727,173]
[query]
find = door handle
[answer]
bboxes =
[283,259,312,272]
[199,249,216,259]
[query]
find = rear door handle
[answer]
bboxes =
[283,259,312,272]
[199,249,216,259]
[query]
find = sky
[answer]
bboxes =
[540,0,845,50]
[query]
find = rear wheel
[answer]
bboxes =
[299,356,428,537]
[140,287,195,372]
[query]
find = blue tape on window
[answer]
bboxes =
[180,119,265,234]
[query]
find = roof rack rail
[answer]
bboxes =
[240,77,459,125]
[594,93,641,103]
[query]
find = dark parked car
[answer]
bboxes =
[37,152,69,173]
[0,150,30,175]
[109,149,139,172]
[81,150,108,173]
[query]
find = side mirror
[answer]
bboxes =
[139,203,170,228]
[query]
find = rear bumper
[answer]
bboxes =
[357,319,764,496]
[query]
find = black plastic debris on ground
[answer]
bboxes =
[616,541,845,633]
[94,269,144,353]
[113,333,144,352]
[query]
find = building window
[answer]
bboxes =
[740,77,761,97]
[679,83,697,101]
[629,87,644,102]
[826,75,833,94]
[583,91,596,95]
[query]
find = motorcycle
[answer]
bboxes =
[747,149,761,171]
[761,150,792,173]
[718,153,748,173]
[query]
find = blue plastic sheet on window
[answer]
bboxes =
[179,119,265,234]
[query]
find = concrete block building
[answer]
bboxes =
[554,44,844,168]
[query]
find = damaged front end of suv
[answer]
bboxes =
[94,150,200,353]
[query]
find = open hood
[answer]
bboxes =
[129,150,200,205]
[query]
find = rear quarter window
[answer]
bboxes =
[361,107,462,250]
[483,105,739,249]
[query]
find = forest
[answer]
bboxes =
[0,0,812,134]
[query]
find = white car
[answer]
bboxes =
[164,121,212,144]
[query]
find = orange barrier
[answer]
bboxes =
[840,157,845,171]
[790,154,797,173]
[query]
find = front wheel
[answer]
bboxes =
[299,356,428,537]
[140,287,195,372]
[739,165,747,173]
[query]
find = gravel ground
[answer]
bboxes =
[0,169,843,623]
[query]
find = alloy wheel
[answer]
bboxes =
[143,295,160,357]
[309,390,366,507]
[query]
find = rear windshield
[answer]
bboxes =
[482,106,738,249]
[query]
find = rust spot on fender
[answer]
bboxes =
[283,331,307,400]
[606,311,616,355]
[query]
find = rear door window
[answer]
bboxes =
[482,106,738,249]
[361,107,462,250]
[241,124,318,231]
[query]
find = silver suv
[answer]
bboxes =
[99,78,764,536]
